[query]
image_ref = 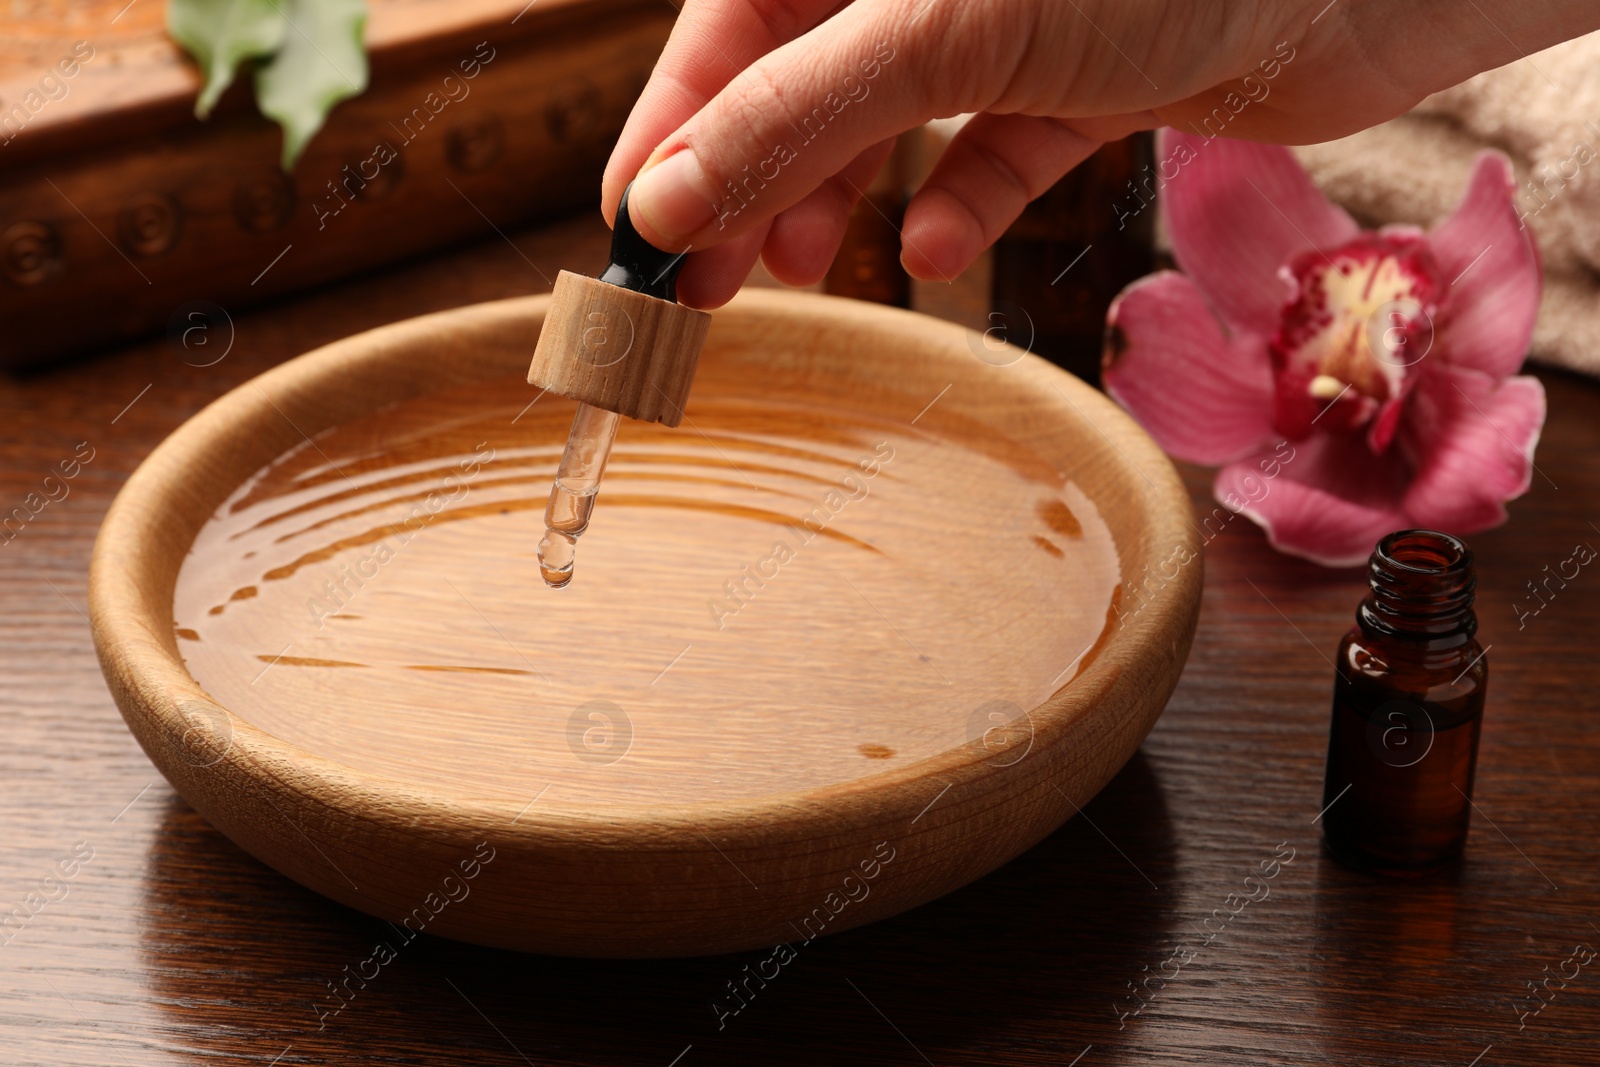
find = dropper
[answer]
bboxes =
[528,182,708,588]
[536,402,620,587]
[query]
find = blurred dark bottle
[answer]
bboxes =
[990,132,1156,385]
[1321,530,1488,875]
[825,130,1156,378]
[824,137,912,308]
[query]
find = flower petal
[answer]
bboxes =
[1401,365,1545,532]
[1157,128,1360,337]
[1428,151,1543,379]
[1215,433,1411,567]
[1103,271,1276,465]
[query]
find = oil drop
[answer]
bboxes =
[537,402,620,588]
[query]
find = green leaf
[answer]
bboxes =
[254,0,369,170]
[168,0,288,119]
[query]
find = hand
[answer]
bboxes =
[602,0,1600,308]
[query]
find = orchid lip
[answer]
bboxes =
[1269,234,1443,442]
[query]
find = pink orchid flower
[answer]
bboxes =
[1102,129,1545,567]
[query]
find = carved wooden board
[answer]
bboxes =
[0,0,672,365]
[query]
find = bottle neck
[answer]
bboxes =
[1357,529,1477,640]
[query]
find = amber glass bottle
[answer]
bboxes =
[1321,530,1488,875]
[824,134,912,308]
[991,133,1156,384]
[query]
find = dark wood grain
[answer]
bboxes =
[1,209,1597,1065]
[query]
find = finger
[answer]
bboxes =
[626,0,1007,251]
[675,218,773,310]
[601,0,846,226]
[899,112,1102,281]
[761,136,896,287]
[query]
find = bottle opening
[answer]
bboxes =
[1362,529,1477,638]
[1374,529,1472,577]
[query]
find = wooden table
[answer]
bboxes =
[3,210,1597,1067]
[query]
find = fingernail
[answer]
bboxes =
[630,148,720,243]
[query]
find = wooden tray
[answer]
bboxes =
[88,290,1202,957]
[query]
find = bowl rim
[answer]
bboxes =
[89,287,1203,851]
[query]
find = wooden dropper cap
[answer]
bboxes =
[527,183,711,427]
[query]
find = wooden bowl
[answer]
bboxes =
[90,290,1201,958]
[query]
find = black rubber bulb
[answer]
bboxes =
[597,181,689,302]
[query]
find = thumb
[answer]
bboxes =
[626,4,950,251]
